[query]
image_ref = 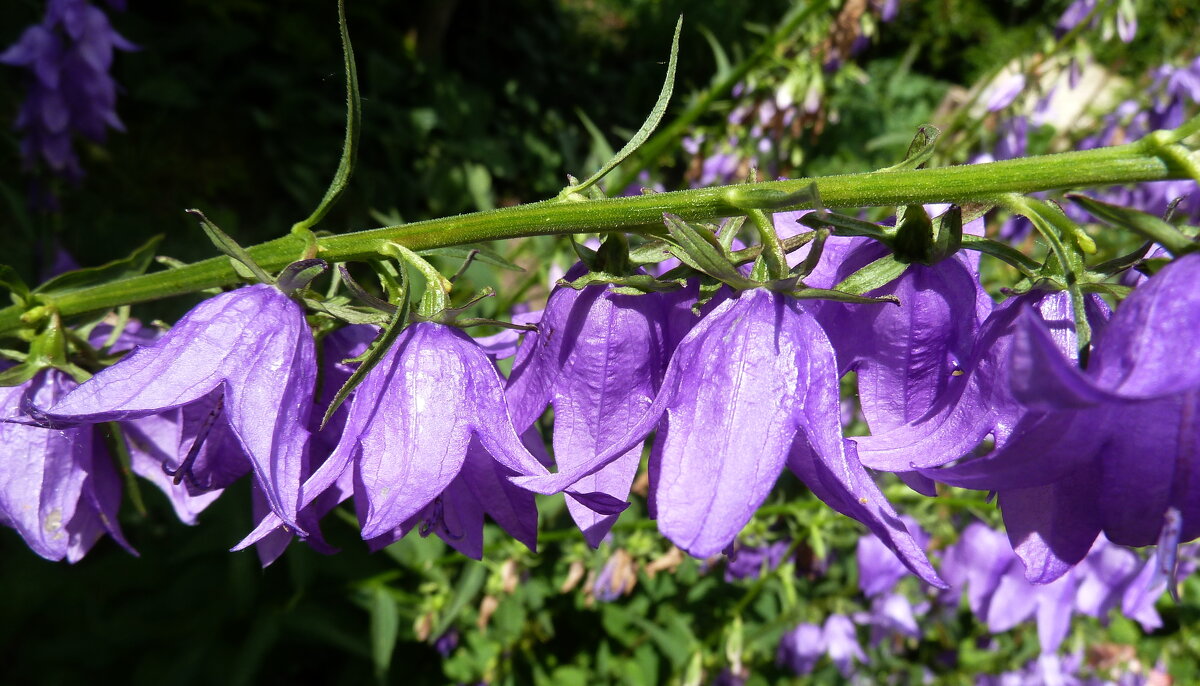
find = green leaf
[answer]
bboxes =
[560,16,681,198]
[722,184,816,211]
[1068,193,1196,256]
[418,245,525,272]
[833,253,910,295]
[798,211,889,241]
[559,272,683,294]
[430,562,486,640]
[368,586,399,681]
[893,204,934,263]
[292,0,361,232]
[0,266,30,305]
[931,204,963,261]
[186,210,273,284]
[877,124,941,172]
[275,259,328,294]
[697,25,731,82]
[34,235,163,296]
[320,269,409,428]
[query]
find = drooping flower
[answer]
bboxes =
[36,284,317,533]
[514,288,942,587]
[822,614,867,677]
[505,272,672,546]
[0,368,133,561]
[911,254,1200,581]
[724,539,792,582]
[245,321,549,544]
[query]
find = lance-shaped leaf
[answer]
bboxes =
[36,284,317,533]
[292,0,360,233]
[186,210,273,284]
[662,213,757,288]
[560,17,681,198]
[33,235,162,296]
[877,125,941,172]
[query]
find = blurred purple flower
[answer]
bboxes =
[823,614,867,677]
[777,622,823,676]
[0,0,135,183]
[725,540,791,581]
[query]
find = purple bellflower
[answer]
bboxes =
[36,284,317,534]
[239,321,548,548]
[823,614,868,677]
[921,253,1200,581]
[513,288,943,588]
[0,0,135,183]
[0,368,133,561]
[777,622,824,676]
[505,273,672,546]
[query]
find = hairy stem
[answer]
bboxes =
[1,138,1195,338]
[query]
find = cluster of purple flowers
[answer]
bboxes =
[0,0,134,188]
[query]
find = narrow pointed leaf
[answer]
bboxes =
[878,124,941,172]
[185,210,272,284]
[799,211,890,240]
[1068,194,1196,256]
[34,235,163,295]
[833,253,910,295]
[293,0,360,232]
[0,266,30,305]
[418,245,524,272]
[562,17,681,197]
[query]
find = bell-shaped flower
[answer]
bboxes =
[913,254,1200,580]
[776,622,824,676]
[248,321,549,543]
[0,368,133,561]
[506,272,672,546]
[513,288,942,587]
[35,284,318,533]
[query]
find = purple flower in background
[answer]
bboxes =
[36,284,317,534]
[984,73,1026,112]
[1056,0,1098,36]
[823,614,867,677]
[515,288,943,588]
[0,0,135,184]
[777,623,824,676]
[857,523,929,597]
[725,540,791,581]
[592,548,638,602]
[0,368,133,562]
[505,271,671,546]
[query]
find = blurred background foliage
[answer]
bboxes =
[2,0,1200,684]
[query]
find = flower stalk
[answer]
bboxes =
[0,136,1196,339]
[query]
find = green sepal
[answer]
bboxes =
[877,124,941,172]
[103,421,148,517]
[336,264,398,314]
[380,242,450,319]
[276,259,329,295]
[788,287,900,306]
[798,211,890,241]
[1136,257,1172,277]
[893,205,934,263]
[691,280,725,315]
[1080,282,1133,299]
[186,210,273,284]
[833,253,910,296]
[438,286,496,321]
[627,239,675,266]
[931,204,963,262]
[960,234,1040,276]
[1067,193,1196,256]
[453,317,537,332]
[662,213,757,289]
[717,215,746,252]
[417,245,525,272]
[1089,242,1152,277]
[558,272,684,295]
[558,16,681,199]
[794,228,829,279]
[0,266,31,306]
[0,313,71,387]
[304,295,389,326]
[34,235,163,296]
[320,268,410,430]
[292,0,361,233]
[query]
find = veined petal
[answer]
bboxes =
[649,290,798,557]
[1090,253,1200,399]
[998,467,1102,584]
[460,438,539,552]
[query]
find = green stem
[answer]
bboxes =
[1,138,1196,338]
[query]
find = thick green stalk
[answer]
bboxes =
[0,138,1195,338]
